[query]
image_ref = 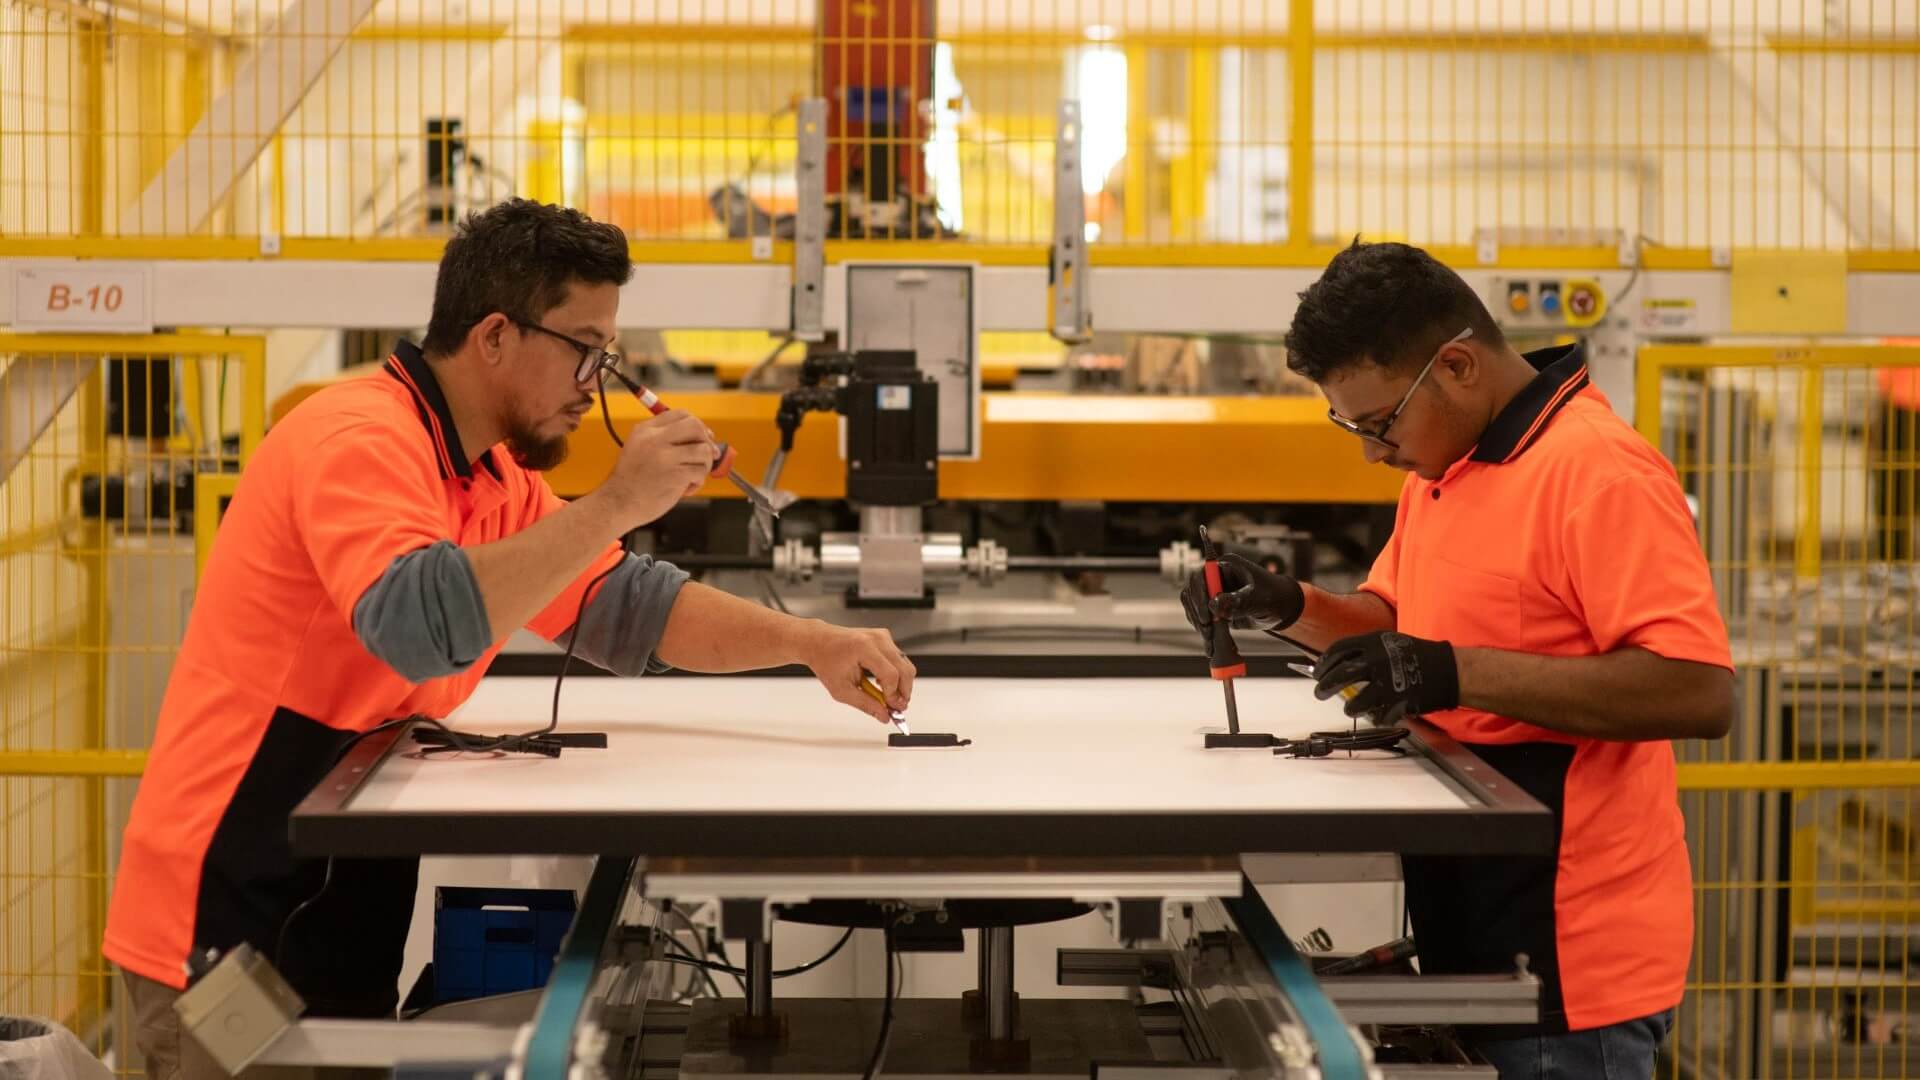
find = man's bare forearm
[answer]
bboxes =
[465,489,628,642]
[1281,586,1397,653]
[652,581,817,672]
[1455,646,1735,741]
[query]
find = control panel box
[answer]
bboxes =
[1489,276,1607,330]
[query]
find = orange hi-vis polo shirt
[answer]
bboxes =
[104,341,625,990]
[1359,343,1733,1034]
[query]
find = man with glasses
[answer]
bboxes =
[1181,241,1734,1079]
[106,199,916,1080]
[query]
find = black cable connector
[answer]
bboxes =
[412,730,559,757]
[888,732,971,748]
[1272,726,1411,757]
[797,352,857,387]
[775,387,839,452]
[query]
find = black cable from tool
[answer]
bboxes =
[410,576,604,755]
[651,952,731,997]
[271,711,510,969]
[733,927,856,980]
[663,906,749,996]
[279,373,632,765]
[599,365,624,447]
[649,927,858,982]
[411,372,632,757]
[274,378,638,972]
[654,937,728,999]
[273,856,336,971]
[861,921,902,1080]
[1262,627,1318,653]
[405,555,615,757]
[653,907,712,1001]
[1266,633,1382,753]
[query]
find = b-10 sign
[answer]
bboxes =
[11,263,154,333]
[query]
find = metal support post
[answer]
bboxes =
[982,926,1015,1041]
[792,99,828,342]
[1050,99,1091,344]
[746,941,774,1020]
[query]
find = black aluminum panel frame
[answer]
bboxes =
[290,663,1552,860]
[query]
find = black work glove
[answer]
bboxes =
[1181,553,1306,636]
[1314,631,1459,722]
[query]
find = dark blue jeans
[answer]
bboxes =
[1466,1010,1675,1080]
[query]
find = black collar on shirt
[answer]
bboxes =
[382,339,501,480]
[1468,342,1591,465]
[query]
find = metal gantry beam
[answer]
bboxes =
[117,0,380,238]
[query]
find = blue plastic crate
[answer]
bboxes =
[432,887,576,1004]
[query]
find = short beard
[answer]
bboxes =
[505,421,570,471]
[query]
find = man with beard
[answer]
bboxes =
[105,199,915,1080]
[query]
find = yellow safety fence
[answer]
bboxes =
[1649,344,1920,1079]
[3,1,1920,270]
[0,332,262,1072]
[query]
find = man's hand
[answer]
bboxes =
[601,409,717,529]
[793,622,917,724]
[1181,554,1306,635]
[1314,631,1459,722]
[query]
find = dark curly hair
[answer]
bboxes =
[1284,239,1504,383]
[422,199,632,358]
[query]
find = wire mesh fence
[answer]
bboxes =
[1650,345,1920,1079]
[1,1,1915,262]
[0,333,262,1073]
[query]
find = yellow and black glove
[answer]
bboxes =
[1314,631,1458,722]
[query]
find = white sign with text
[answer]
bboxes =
[11,263,155,333]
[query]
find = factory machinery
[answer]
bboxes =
[515,259,1397,654]
[510,254,1617,662]
[181,858,1542,1080]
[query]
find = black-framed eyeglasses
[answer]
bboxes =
[1326,326,1473,450]
[514,319,621,384]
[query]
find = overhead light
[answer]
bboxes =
[1084,24,1118,42]
[1072,48,1128,196]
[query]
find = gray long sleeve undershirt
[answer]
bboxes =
[351,540,689,682]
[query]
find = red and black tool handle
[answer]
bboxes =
[1198,526,1246,680]
[633,383,737,477]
